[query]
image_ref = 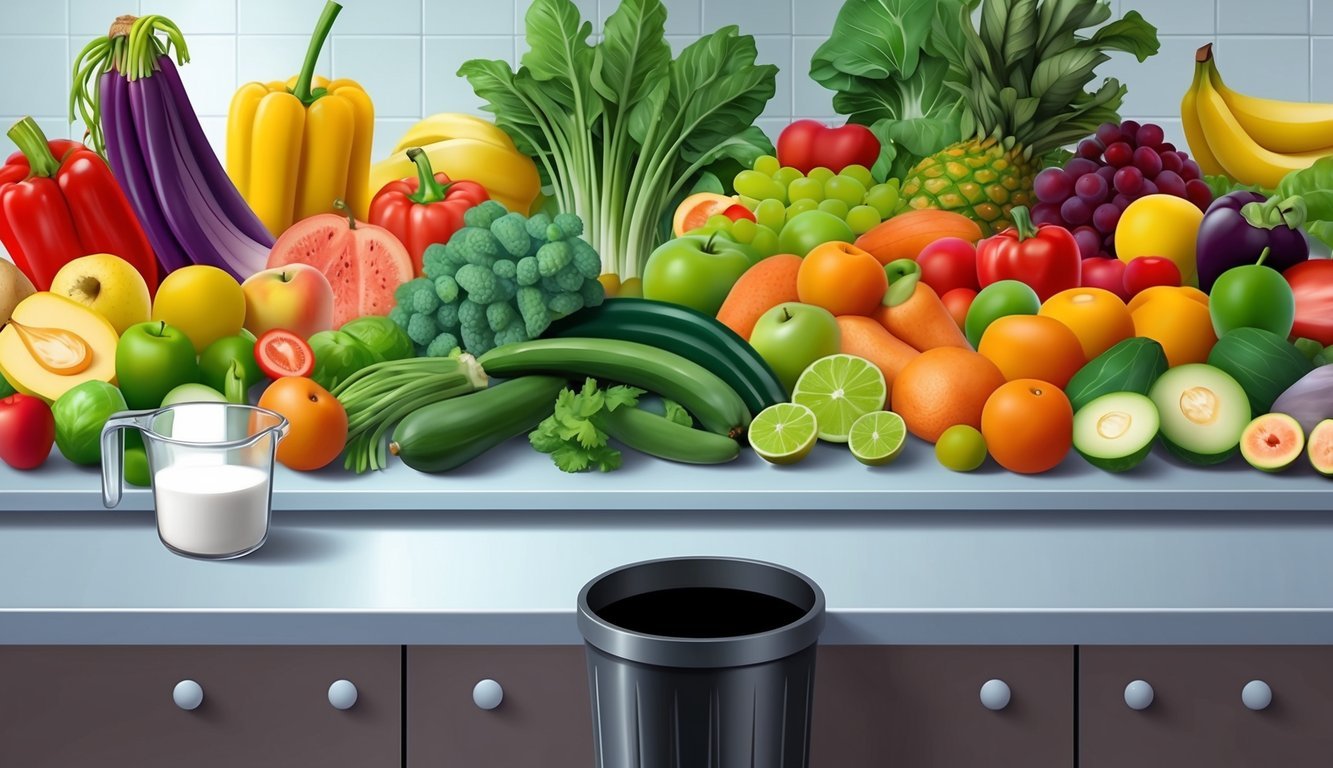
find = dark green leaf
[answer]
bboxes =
[590,0,671,123]
[521,0,599,125]
[1088,11,1160,62]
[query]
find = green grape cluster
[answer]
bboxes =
[733,155,902,237]
[685,214,780,258]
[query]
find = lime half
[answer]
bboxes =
[848,410,907,466]
[791,354,888,442]
[749,403,818,465]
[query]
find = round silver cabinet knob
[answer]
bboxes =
[1242,680,1272,711]
[1124,680,1154,711]
[328,679,359,710]
[979,679,1011,711]
[173,679,204,711]
[473,679,504,710]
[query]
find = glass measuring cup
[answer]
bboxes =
[100,403,289,560]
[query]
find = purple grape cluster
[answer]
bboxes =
[1031,121,1213,260]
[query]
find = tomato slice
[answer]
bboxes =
[255,329,315,379]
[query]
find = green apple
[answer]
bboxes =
[965,280,1041,348]
[115,321,201,410]
[1209,257,1295,338]
[749,302,841,395]
[642,233,758,316]
[778,210,855,257]
[198,335,264,404]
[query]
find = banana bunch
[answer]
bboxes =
[368,113,541,214]
[1182,44,1333,190]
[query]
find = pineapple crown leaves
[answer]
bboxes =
[949,0,1160,155]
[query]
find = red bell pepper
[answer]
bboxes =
[0,117,157,293]
[1283,259,1333,345]
[368,147,490,276]
[975,207,1081,303]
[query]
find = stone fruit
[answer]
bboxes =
[978,314,1086,389]
[796,241,887,317]
[981,378,1074,474]
[935,424,987,471]
[939,288,976,330]
[1073,392,1159,473]
[257,376,348,471]
[964,279,1040,348]
[892,347,1006,443]
[240,264,335,340]
[48,254,150,335]
[0,258,36,325]
[1127,285,1209,315]
[642,233,757,317]
[1309,419,1333,476]
[778,210,855,258]
[1239,412,1304,473]
[1131,290,1217,367]
[1148,363,1250,465]
[0,393,54,469]
[1122,256,1181,298]
[151,265,246,353]
[916,237,979,295]
[1208,254,1296,339]
[1079,257,1128,301]
[0,293,118,403]
[115,321,201,410]
[749,302,841,395]
[1039,287,1134,361]
[1116,195,1205,285]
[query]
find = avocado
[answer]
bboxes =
[1148,364,1251,465]
[1073,392,1160,472]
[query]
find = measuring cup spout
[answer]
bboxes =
[100,409,157,509]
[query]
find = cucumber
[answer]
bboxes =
[477,338,750,438]
[598,405,741,465]
[389,376,566,473]
[544,299,786,415]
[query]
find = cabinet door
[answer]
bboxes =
[811,645,1074,768]
[0,646,400,768]
[1080,646,1333,768]
[408,645,592,768]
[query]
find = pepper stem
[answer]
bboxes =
[1256,246,1271,268]
[334,199,357,229]
[1009,206,1037,241]
[6,118,61,178]
[290,1,342,105]
[406,148,451,204]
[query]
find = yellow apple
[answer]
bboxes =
[152,266,246,353]
[49,253,150,335]
[240,264,334,339]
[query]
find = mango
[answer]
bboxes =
[0,293,118,402]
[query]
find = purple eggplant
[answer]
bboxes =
[1195,191,1309,293]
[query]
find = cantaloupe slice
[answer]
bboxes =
[0,293,118,402]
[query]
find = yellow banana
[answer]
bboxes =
[368,138,541,214]
[391,113,516,155]
[1204,51,1333,155]
[1180,52,1226,177]
[1192,61,1328,189]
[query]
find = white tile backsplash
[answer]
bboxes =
[0,36,68,117]
[69,0,135,37]
[1137,0,1214,35]
[424,35,513,116]
[238,0,327,35]
[236,34,333,85]
[4,0,66,34]
[149,0,237,35]
[1217,0,1310,35]
[426,0,515,35]
[333,35,422,116]
[335,0,423,35]
[172,35,237,116]
[1213,36,1310,103]
[703,0,791,36]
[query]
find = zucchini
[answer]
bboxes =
[477,338,750,438]
[544,299,786,415]
[599,406,741,465]
[389,376,566,473]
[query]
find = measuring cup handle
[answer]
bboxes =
[100,411,152,509]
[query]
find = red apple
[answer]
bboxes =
[918,237,979,295]
[1123,256,1182,298]
[1080,257,1129,301]
[0,394,54,469]
[240,264,335,340]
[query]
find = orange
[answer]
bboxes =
[1127,284,1208,315]
[977,314,1085,389]
[672,192,737,237]
[717,254,802,339]
[1131,291,1217,367]
[1039,287,1134,360]
[257,376,349,471]
[797,241,888,316]
[981,378,1073,474]
[891,347,1006,443]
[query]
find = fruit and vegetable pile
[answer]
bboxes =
[0,0,1331,482]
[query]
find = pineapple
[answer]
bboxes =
[900,0,1160,235]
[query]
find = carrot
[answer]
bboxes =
[855,210,983,265]
[716,254,802,340]
[874,281,973,352]
[836,316,920,401]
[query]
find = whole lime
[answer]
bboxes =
[935,424,988,472]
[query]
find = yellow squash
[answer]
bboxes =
[226,1,373,237]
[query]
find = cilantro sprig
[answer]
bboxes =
[529,378,644,473]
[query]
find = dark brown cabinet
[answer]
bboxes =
[1080,646,1333,768]
[811,645,1075,767]
[0,646,400,768]
[407,645,593,768]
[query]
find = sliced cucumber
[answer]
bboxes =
[1073,392,1160,472]
[1148,364,1251,465]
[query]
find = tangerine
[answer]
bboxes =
[797,241,888,316]
[891,347,1006,443]
[1039,287,1134,360]
[981,378,1073,474]
[977,314,1086,389]
[1131,291,1217,367]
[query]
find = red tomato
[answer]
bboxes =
[1080,257,1129,301]
[776,120,880,174]
[0,394,54,469]
[1123,256,1182,297]
[940,288,977,330]
[917,237,979,295]
[255,329,315,379]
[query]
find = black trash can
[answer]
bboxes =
[576,556,826,768]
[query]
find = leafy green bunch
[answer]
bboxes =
[529,378,694,473]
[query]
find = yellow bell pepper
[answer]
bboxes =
[226,0,373,237]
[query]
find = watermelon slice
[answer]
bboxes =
[267,208,413,327]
